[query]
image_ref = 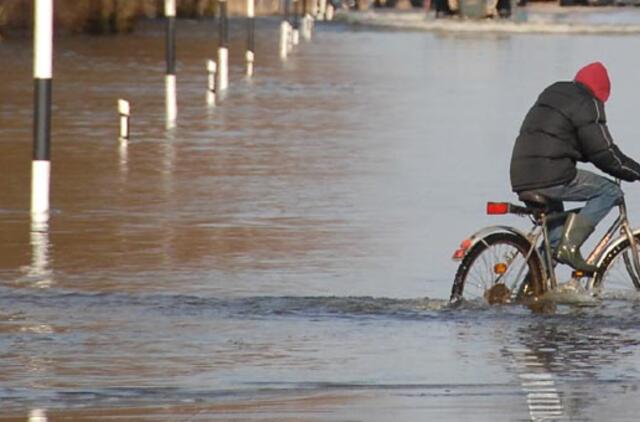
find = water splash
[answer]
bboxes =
[540,279,599,306]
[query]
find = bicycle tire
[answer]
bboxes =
[592,234,640,295]
[451,232,546,304]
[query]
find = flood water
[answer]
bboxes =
[2,15,640,421]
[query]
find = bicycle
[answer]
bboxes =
[450,180,640,305]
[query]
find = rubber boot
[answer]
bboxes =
[554,213,598,273]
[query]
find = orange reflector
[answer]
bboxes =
[452,238,473,261]
[487,202,509,215]
[494,263,508,274]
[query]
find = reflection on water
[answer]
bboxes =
[28,409,47,422]
[2,15,640,421]
[22,221,53,289]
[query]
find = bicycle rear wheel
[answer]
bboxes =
[451,232,545,304]
[592,234,640,298]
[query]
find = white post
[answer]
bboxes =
[207,59,217,106]
[118,99,130,143]
[292,27,300,46]
[326,3,334,20]
[217,0,229,91]
[279,21,289,59]
[318,0,326,20]
[217,48,228,91]
[31,0,53,224]
[246,51,255,77]
[292,0,300,46]
[165,0,177,128]
[29,409,48,422]
[287,22,294,53]
[246,0,255,77]
[165,75,177,128]
[302,14,313,40]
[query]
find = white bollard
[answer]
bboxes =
[246,50,255,77]
[326,3,334,20]
[292,0,300,46]
[31,161,50,224]
[207,59,217,106]
[302,14,313,40]
[287,22,294,53]
[246,0,255,77]
[165,0,177,128]
[318,0,326,21]
[292,26,300,46]
[165,74,177,128]
[279,21,289,59]
[217,47,229,91]
[217,0,229,91]
[118,99,130,143]
[29,409,48,422]
[31,0,53,224]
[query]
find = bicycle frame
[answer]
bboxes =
[584,198,640,289]
[453,181,640,296]
[526,191,640,291]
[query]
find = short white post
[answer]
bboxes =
[279,21,289,59]
[246,0,255,77]
[318,0,326,21]
[118,99,130,143]
[165,0,177,128]
[292,28,300,46]
[29,409,48,422]
[292,0,300,46]
[217,0,229,91]
[246,51,255,77]
[326,3,334,20]
[287,22,294,53]
[31,0,53,224]
[207,59,217,106]
[302,14,313,40]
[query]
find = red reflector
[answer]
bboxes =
[452,249,465,261]
[452,238,473,261]
[487,202,509,215]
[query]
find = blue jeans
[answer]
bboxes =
[532,170,623,250]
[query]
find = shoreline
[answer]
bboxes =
[335,4,640,34]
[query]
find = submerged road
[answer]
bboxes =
[1,15,640,421]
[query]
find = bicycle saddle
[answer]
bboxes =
[518,191,550,206]
[518,190,564,214]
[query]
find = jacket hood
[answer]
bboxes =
[574,62,610,103]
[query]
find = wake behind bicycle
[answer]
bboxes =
[450,180,640,306]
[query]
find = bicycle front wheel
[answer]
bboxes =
[451,232,545,304]
[592,234,640,298]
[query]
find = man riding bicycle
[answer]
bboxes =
[510,62,640,273]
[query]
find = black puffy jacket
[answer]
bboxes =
[510,81,640,192]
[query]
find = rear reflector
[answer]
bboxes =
[452,238,472,261]
[487,202,509,215]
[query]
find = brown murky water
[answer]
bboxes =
[2,15,640,421]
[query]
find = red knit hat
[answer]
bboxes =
[575,62,610,103]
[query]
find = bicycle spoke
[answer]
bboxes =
[461,240,531,302]
[597,247,640,297]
